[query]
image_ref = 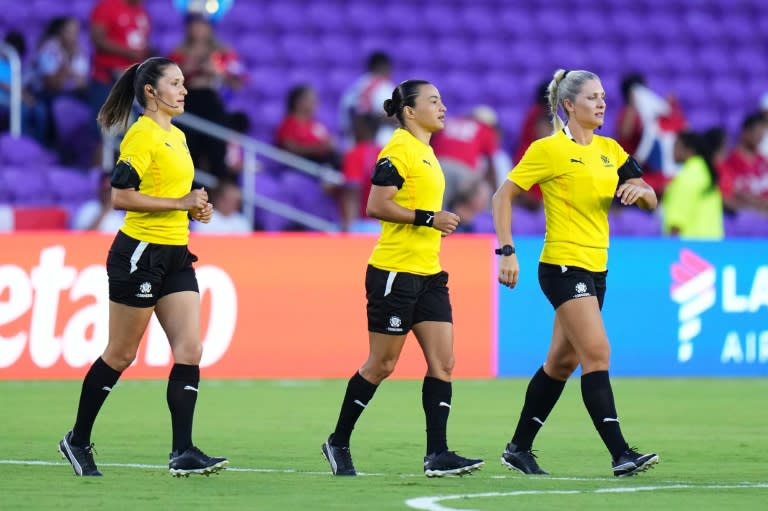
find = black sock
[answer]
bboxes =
[331,371,378,447]
[167,363,200,454]
[71,357,122,446]
[422,376,451,456]
[511,366,566,451]
[581,370,629,460]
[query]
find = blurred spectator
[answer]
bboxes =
[339,114,380,231]
[276,84,339,166]
[192,178,252,234]
[719,112,768,215]
[448,177,492,234]
[1,31,48,141]
[662,129,725,239]
[759,93,768,159]
[339,51,395,149]
[223,110,251,176]
[431,105,498,209]
[87,0,150,167]
[616,72,686,195]
[72,172,125,231]
[28,17,89,146]
[170,13,245,175]
[512,80,550,210]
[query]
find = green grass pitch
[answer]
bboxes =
[1,378,767,510]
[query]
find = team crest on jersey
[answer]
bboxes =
[600,155,612,167]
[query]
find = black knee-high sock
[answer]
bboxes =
[71,357,122,446]
[167,363,200,453]
[422,376,452,456]
[511,366,566,451]
[331,371,378,447]
[581,370,629,460]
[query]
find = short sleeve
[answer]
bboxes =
[508,139,553,191]
[118,126,153,179]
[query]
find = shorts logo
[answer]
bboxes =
[136,281,153,298]
[387,315,404,332]
[574,281,590,298]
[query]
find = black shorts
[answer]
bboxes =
[538,262,607,310]
[366,265,453,335]
[106,231,199,308]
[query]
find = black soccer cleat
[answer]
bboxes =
[59,430,102,476]
[169,446,228,477]
[500,442,549,475]
[612,447,659,477]
[423,450,484,477]
[321,435,356,476]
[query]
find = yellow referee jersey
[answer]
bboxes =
[117,115,195,245]
[509,129,629,271]
[368,128,445,275]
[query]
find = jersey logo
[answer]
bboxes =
[422,159,432,166]
[164,142,174,150]
[600,155,613,167]
[570,157,584,164]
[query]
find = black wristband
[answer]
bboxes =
[413,209,435,227]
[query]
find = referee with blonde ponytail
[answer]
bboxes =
[492,68,659,477]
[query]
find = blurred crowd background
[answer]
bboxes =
[1,0,767,237]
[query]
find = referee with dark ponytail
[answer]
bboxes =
[322,80,484,477]
[58,57,227,477]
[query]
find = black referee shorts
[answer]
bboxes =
[106,231,199,308]
[365,265,453,335]
[538,262,607,310]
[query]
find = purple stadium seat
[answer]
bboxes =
[280,170,340,223]
[252,169,292,231]
[512,206,545,235]
[1,166,55,205]
[0,134,57,167]
[610,208,661,237]
[725,210,768,237]
[45,165,98,203]
[51,96,94,167]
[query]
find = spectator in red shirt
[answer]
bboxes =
[87,0,150,114]
[512,80,550,210]
[431,106,498,208]
[169,14,245,175]
[719,112,768,215]
[276,84,338,166]
[340,114,381,231]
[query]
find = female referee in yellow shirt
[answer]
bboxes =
[322,80,483,477]
[58,57,227,477]
[492,69,659,477]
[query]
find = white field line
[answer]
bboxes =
[405,483,768,511]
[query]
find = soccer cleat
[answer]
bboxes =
[59,431,102,476]
[612,447,659,477]
[169,446,228,477]
[501,442,549,475]
[321,435,356,476]
[423,450,484,477]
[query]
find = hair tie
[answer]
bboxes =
[562,70,570,79]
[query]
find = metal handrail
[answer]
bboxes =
[0,42,22,137]
[172,112,343,232]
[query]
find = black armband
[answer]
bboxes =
[371,157,405,189]
[617,156,643,184]
[413,209,435,227]
[111,160,141,190]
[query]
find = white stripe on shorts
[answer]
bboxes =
[129,241,149,274]
[384,271,397,297]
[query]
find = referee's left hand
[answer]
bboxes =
[190,203,213,223]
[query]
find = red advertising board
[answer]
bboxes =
[0,233,495,379]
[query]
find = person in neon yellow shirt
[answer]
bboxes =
[662,129,725,239]
[492,68,660,478]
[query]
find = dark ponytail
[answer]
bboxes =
[97,56,176,133]
[677,129,723,191]
[383,79,430,126]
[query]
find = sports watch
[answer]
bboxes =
[495,244,515,256]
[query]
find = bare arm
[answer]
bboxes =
[112,187,209,213]
[491,179,525,288]
[366,184,459,235]
[616,177,658,210]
